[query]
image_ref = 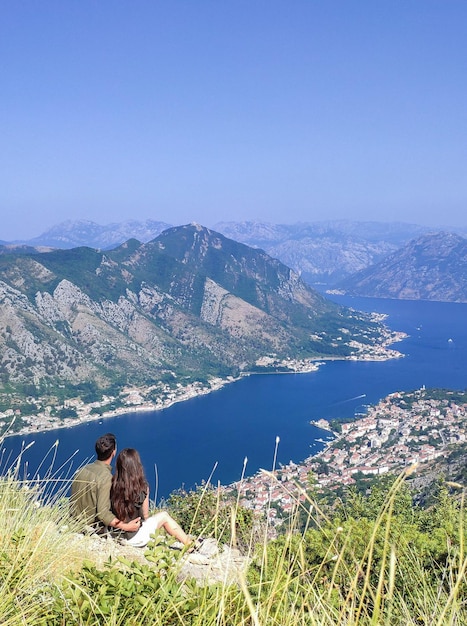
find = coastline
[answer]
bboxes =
[1,328,407,440]
[0,375,238,440]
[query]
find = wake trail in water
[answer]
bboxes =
[331,393,366,406]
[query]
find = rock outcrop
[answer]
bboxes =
[73,532,249,586]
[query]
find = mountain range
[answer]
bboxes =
[3,218,467,303]
[4,218,445,286]
[0,224,390,402]
[213,220,434,285]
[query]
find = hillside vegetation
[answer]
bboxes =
[2,446,467,625]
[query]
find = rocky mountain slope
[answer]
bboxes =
[336,232,467,302]
[0,224,390,401]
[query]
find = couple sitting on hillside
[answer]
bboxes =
[70,433,197,550]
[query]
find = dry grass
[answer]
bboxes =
[1,439,467,625]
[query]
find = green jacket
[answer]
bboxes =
[70,460,115,530]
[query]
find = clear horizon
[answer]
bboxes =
[1,2,466,240]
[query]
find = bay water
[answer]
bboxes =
[2,296,467,501]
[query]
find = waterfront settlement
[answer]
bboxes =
[224,387,467,529]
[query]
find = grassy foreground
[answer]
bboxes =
[1,448,467,625]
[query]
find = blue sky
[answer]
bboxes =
[1,1,466,239]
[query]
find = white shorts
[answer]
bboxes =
[124,512,167,548]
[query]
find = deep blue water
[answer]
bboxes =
[2,296,467,501]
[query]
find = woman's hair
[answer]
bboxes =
[110,448,148,522]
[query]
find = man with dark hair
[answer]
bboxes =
[70,433,141,535]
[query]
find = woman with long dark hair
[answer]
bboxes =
[110,448,192,548]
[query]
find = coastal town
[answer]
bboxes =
[226,387,467,528]
[0,321,406,438]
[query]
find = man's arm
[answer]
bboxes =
[96,470,141,532]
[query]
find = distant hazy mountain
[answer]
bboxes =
[9,218,466,287]
[336,232,467,302]
[0,224,389,399]
[25,219,173,249]
[213,220,432,285]
[8,218,430,284]
[0,244,55,255]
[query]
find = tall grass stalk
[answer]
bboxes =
[0,438,88,625]
[255,435,281,614]
[186,460,219,538]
